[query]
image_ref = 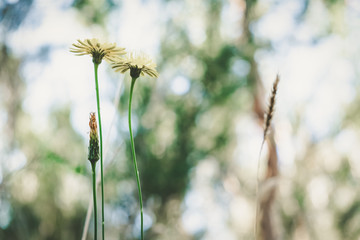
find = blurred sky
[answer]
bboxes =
[3,0,358,155]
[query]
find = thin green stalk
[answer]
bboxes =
[93,63,105,240]
[91,163,98,240]
[128,77,144,240]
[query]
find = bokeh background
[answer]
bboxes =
[1,0,360,239]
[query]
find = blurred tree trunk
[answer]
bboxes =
[0,45,24,150]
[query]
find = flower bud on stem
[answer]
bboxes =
[88,112,100,240]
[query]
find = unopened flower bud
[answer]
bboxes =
[88,112,100,165]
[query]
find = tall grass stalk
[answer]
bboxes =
[254,75,280,239]
[255,139,265,239]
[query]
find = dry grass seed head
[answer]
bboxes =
[263,75,280,139]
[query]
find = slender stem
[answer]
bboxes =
[129,77,144,240]
[93,63,105,240]
[81,75,124,240]
[254,138,265,239]
[91,163,98,240]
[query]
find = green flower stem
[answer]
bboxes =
[93,63,105,240]
[129,77,144,240]
[91,162,98,240]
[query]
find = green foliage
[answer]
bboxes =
[72,0,116,25]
